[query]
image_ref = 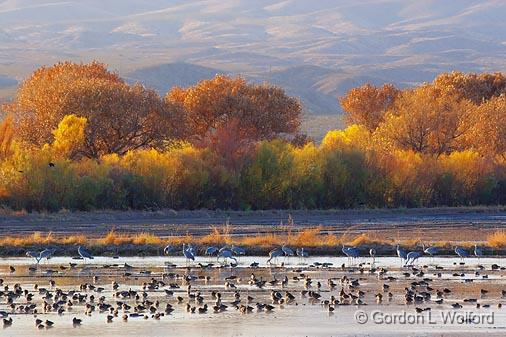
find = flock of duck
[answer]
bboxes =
[0,242,502,331]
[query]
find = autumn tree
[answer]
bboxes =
[165,75,302,143]
[469,95,506,159]
[375,85,474,155]
[0,115,14,160]
[50,114,87,158]
[433,72,506,105]
[339,83,400,130]
[7,61,183,157]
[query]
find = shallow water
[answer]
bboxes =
[0,256,505,336]
[7,255,506,268]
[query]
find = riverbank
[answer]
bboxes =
[0,206,505,256]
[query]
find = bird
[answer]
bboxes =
[163,244,175,255]
[455,246,469,261]
[267,247,284,265]
[342,245,360,264]
[396,245,408,264]
[231,245,246,256]
[405,251,422,266]
[26,251,41,264]
[422,244,438,260]
[182,244,195,264]
[48,162,55,168]
[296,247,309,259]
[474,245,483,259]
[187,244,197,257]
[282,244,294,257]
[218,249,237,264]
[369,248,376,264]
[38,248,56,264]
[205,246,219,257]
[78,246,94,262]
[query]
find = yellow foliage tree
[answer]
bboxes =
[438,150,492,201]
[469,95,506,160]
[375,85,474,155]
[320,124,371,152]
[51,114,87,158]
[0,115,14,160]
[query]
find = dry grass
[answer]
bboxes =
[131,232,163,245]
[0,228,499,250]
[288,228,321,246]
[61,234,87,245]
[239,234,282,247]
[165,234,194,246]
[198,223,233,246]
[487,230,506,248]
[96,230,163,245]
[0,232,54,246]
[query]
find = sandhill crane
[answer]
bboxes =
[282,244,294,256]
[38,248,56,264]
[163,244,175,255]
[182,244,195,265]
[187,244,197,257]
[396,245,408,264]
[405,251,422,266]
[218,249,237,264]
[78,246,93,263]
[342,245,360,264]
[267,247,284,265]
[231,246,246,256]
[369,248,376,264]
[281,244,294,264]
[296,248,309,261]
[26,251,40,264]
[422,243,438,261]
[205,246,219,257]
[455,246,469,261]
[219,245,230,253]
[474,245,483,259]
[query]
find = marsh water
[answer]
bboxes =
[0,256,505,336]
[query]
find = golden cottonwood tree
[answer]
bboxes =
[375,85,474,155]
[0,115,14,160]
[470,95,506,159]
[339,83,399,131]
[165,75,301,142]
[433,72,506,104]
[50,114,87,158]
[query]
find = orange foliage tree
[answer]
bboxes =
[7,61,183,157]
[339,83,399,130]
[432,72,506,104]
[165,75,302,142]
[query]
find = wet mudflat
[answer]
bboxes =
[0,256,505,336]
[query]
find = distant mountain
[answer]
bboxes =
[126,63,225,94]
[1,0,506,118]
[0,75,17,88]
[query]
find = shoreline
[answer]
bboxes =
[0,206,505,257]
